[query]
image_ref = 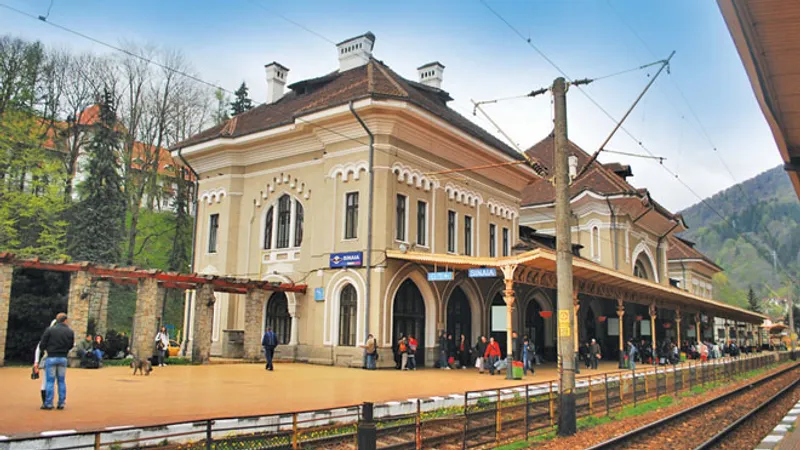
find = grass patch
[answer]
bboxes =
[578,415,612,429]
[615,396,674,420]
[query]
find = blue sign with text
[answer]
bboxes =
[314,287,324,301]
[330,251,363,268]
[469,268,497,278]
[427,271,454,281]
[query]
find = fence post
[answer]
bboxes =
[589,376,594,416]
[496,389,502,434]
[205,420,212,450]
[605,374,610,416]
[292,412,299,450]
[548,382,555,426]
[644,368,649,400]
[357,402,376,450]
[524,384,530,441]
[632,368,637,406]
[619,372,624,407]
[418,398,423,450]
[94,433,101,450]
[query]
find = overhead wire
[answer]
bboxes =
[480,0,797,284]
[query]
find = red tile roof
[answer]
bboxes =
[667,235,723,272]
[172,59,526,164]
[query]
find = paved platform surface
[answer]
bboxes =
[757,398,800,449]
[0,360,629,436]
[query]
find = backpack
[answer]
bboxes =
[399,342,407,353]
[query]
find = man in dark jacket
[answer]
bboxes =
[39,313,74,410]
[589,339,601,370]
[262,327,278,371]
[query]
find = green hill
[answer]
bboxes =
[678,165,800,308]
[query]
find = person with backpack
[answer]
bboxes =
[407,335,418,370]
[398,335,409,370]
[628,339,638,371]
[522,337,535,375]
[484,337,501,375]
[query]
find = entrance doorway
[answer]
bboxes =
[265,292,291,344]
[525,300,545,359]
[393,279,426,367]
[446,287,472,345]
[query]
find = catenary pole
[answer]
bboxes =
[790,280,796,360]
[553,77,576,436]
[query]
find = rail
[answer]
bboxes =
[0,351,794,450]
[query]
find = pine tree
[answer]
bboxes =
[69,90,125,264]
[747,286,761,313]
[229,82,253,116]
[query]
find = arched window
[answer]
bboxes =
[338,284,357,346]
[591,226,600,260]
[265,292,291,345]
[263,206,273,249]
[276,195,292,248]
[634,255,654,280]
[294,200,304,247]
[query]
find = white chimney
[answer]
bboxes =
[336,32,375,72]
[417,62,445,89]
[568,155,578,180]
[265,62,289,104]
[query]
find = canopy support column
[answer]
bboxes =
[650,302,657,365]
[675,309,682,349]
[501,264,517,380]
[617,299,625,369]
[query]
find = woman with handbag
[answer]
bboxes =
[155,326,169,367]
[33,319,57,408]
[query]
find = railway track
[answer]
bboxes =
[587,362,800,450]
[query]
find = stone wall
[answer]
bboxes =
[0,264,13,366]
[132,278,163,360]
[192,284,215,364]
[243,288,267,360]
[88,280,110,337]
[66,270,91,343]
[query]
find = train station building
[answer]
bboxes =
[173,32,765,368]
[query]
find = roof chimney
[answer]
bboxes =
[417,62,445,89]
[336,32,375,72]
[265,62,289,104]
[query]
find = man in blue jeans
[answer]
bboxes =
[38,313,74,410]
[262,327,278,371]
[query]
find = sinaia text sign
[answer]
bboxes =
[329,252,363,268]
[468,268,497,278]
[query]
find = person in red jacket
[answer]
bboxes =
[484,337,502,375]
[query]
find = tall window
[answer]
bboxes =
[502,227,509,257]
[591,226,600,260]
[263,207,273,249]
[294,200,304,247]
[464,215,473,256]
[276,195,292,248]
[396,194,407,241]
[208,214,219,253]
[489,224,497,258]
[338,284,357,346]
[265,293,291,345]
[448,210,456,253]
[345,192,359,239]
[417,200,427,246]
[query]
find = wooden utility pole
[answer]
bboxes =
[790,280,795,360]
[553,77,576,436]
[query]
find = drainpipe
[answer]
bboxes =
[605,197,618,270]
[349,101,374,342]
[177,148,199,356]
[680,260,687,291]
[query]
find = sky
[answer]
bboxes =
[0,0,783,215]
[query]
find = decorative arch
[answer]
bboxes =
[586,219,602,261]
[391,163,439,191]
[440,275,483,343]
[444,183,483,207]
[329,161,368,182]
[324,269,366,346]
[259,193,305,250]
[486,199,518,220]
[261,172,311,201]
[200,188,226,205]
[382,263,439,348]
[522,289,554,353]
[632,241,659,282]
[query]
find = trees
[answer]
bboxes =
[229,81,253,116]
[747,286,762,313]
[69,91,126,264]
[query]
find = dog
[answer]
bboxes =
[130,357,152,376]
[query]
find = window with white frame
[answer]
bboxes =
[396,194,407,241]
[448,210,457,253]
[345,192,359,239]
[208,213,219,253]
[489,224,497,258]
[338,284,357,346]
[591,226,600,260]
[417,200,427,246]
[502,227,510,256]
[263,194,305,250]
[464,215,473,256]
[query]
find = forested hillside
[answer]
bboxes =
[679,165,800,312]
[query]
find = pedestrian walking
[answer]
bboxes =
[475,336,487,373]
[361,334,378,370]
[398,335,409,370]
[438,331,449,369]
[589,338,601,370]
[628,339,637,371]
[484,337,501,375]
[457,334,470,369]
[33,319,57,408]
[262,327,278,371]
[155,326,169,367]
[39,313,74,410]
[407,335,418,370]
[522,337,534,375]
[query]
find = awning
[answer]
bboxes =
[386,247,766,324]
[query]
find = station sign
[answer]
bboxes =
[427,271,454,281]
[330,251,363,268]
[468,268,497,278]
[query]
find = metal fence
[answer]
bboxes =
[2,351,795,450]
